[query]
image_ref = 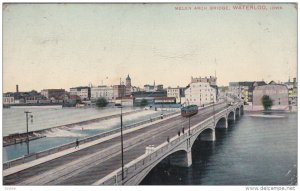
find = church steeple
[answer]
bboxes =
[126,74,131,81]
[125,74,132,96]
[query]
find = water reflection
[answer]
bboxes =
[141,113,297,185]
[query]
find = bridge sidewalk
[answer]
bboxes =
[3,112,181,177]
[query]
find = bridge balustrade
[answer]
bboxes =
[101,132,191,185]
[100,103,244,185]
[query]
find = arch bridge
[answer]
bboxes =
[95,102,244,185]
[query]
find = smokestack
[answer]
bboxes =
[16,84,19,93]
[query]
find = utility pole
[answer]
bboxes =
[188,116,191,136]
[188,116,191,146]
[120,104,124,182]
[120,85,124,183]
[213,101,215,126]
[24,111,32,155]
[161,101,163,119]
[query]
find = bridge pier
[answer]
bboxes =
[168,150,192,167]
[211,129,216,141]
[225,118,228,128]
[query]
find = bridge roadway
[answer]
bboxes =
[4,103,227,185]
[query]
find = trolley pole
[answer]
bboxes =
[24,111,31,155]
[120,105,124,182]
[120,86,124,184]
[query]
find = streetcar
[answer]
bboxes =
[181,105,198,117]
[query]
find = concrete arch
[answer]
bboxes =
[215,117,227,129]
[192,128,215,146]
[190,126,215,147]
[134,147,189,185]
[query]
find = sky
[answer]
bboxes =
[3,3,297,92]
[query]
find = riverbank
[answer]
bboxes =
[3,133,46,147]
[244,104,297,113]
[3,109,142,147]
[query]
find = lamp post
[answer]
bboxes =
[188,116,191,136]
[24,111,33,155]
[213,101,215,126]
[119,85,124,183]
[120,104,124,182]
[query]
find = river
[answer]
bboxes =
[141,112,297,185]
[3,106,176,162]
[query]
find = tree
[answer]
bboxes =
[96,97,108,108]
[140,99,148,107]
[261,95,273,111]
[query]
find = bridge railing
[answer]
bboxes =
[97,103,244,185]
[3,110,180,170]
[98,132,190,185]
[99,109,234,184]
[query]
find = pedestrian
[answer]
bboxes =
[178,131,180,136]
[75,138,79,149]
[167,137,170,143]
[161,114,163,119]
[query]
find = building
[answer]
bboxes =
[284,77,297,105]
[113,85,126,99]
[132,91,167,106]
[125,74,132,96]
[167,87,185,103]
[253,82,289,109]
[91,86,114,102]
[144,84,155,92]
[229,81,266,103]
[115,97,134,106]
[41,89,65,100]
[184,76,217,106]
[4,90,46,104]
[131,86,141,93]
[144,81,164,92]
[154,97,176,104]
[3,96,14,104]
[70,86,91,100]
[191,76,217,86]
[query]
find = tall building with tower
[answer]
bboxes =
[125,74,132,96]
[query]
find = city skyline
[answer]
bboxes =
[3,74,296,93]
[3,3,297,92]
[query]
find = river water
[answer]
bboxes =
[141,112,297,185]
[3,106,176,162]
